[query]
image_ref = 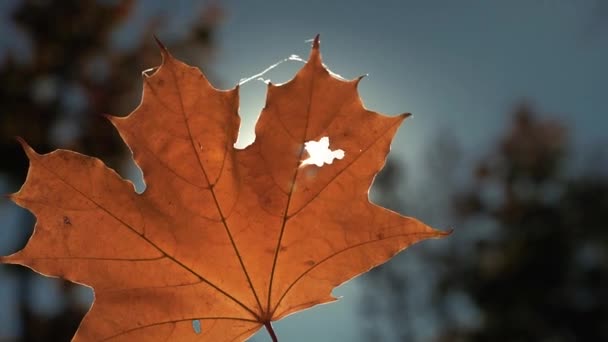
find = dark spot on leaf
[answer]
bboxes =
[304,168,318,179]
[305,260,315,266]
[63,216,71,225]
[376,232,384,240]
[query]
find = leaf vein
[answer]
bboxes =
[272,230,440,314]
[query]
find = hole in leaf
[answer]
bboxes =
[192,319,202,334]
[300,137,345,167]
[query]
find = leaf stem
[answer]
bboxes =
[264,321,278,342]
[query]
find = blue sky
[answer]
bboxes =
[1,1,607,341]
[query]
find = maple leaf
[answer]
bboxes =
[1,35,449,341]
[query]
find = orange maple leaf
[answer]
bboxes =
[1,36,449,341]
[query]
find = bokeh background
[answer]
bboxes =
[1,0,607,341]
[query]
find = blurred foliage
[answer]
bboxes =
[0,0,222,340]
[364,104,608,341]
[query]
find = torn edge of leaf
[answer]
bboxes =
[238,36,349,85]
[238,54,305,85]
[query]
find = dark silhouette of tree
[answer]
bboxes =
[0,1,222,340]
[362,104,608,341]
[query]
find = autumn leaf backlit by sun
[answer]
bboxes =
[1,35,449,341]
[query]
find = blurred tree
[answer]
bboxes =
[362,104,608,341]
[0,1,223,340]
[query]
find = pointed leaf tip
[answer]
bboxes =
[153,34,167,51]
[102,114,122,129]
[98,113,113,121]
[0,253,16,264]
[354,74,367,87]
[15,137,37,158]
[313,34,320,49]
[431,227,454,239]
[153,34,170,60]
[307,34,322,65]
[100,113,116,122]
